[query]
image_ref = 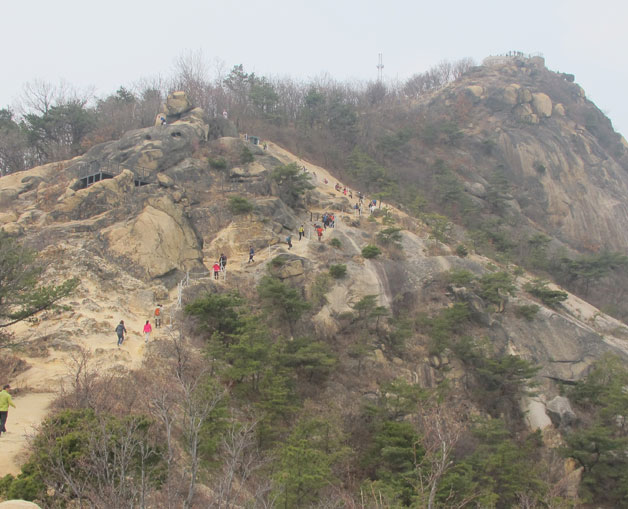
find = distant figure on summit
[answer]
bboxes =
[249,246,255,263]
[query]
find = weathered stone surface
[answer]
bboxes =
[254,198,298,230]
[518,87,532,103]
[553,103,565,116]
[165,91,192,116]
[466,85,483,98]
[464,181,487,198]
[532,93,553,117]
[523,396,552,430]
[157,173,175,188]
[269,254,306,279]
[451,286,490,325]
[0,211,17,224]
[0,189,19,206]
[499,305,610,382]
[128,289,155,312]
[0,222,23,235]
[503,84,520,105]
[72,122,206,177]
[54,170,135,221]
[208,116,238,138]
[0,501,42,509]
[104,197,202,278]
[514,103,539,124]
[546,396,577,428]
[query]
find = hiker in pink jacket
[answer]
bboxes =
[143,320,152,343]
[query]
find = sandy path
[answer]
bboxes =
[0,276,160,478]
[1,393,56,476]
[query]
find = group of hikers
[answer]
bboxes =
[212,253,228,280]
[115,304,163,347]
[109,168,381,348]
[334,183,353,198]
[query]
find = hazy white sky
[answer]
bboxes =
[3,0,628,134]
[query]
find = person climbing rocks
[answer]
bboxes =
[263,143,268,150]
[286,234,293,250]
[316,226,323,241]
[213,261,221,280]
[0,384,16,437]
[160,115,166,126]
[154,305,162,328]
[219,253,227,270]
[143,320,152,343]
[116,320,127,347]
[330,214,335,228]
[249,246,255,263]
[298,224,305,241]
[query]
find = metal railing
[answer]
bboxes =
[76,161,154,187]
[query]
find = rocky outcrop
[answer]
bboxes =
[268,254,307,280]
[546,396,577,428]
[73,122,205,176]
[54,169,135,220]
[104,195,202,279]
[165,91,192,116]
[0,501,42,509]
[532,92,552,117]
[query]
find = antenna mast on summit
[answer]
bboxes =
[377,53,384,82]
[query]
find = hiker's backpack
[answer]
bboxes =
[155,307,160,316]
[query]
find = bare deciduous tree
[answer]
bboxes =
[210,420,273,508]
[414,399,473,509]
[85,416,159,509]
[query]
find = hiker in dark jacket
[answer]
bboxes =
[116,320,127,347]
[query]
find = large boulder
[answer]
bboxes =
[518,87,532,103]
[54,169,135,221]
[464,181,487,198]
[532,93,553,117]
[503,84,520,105]
[165,91,193,116]
[450,286,490,326]
[0,502,41,509]
[208,116,238,139]
[546,396,577,428]
[514,103,539,124]
[104,196,202,279]
[268,254,307,280]
[173,107,209,140]
[0,211,18,224]
[72,122,206,177]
